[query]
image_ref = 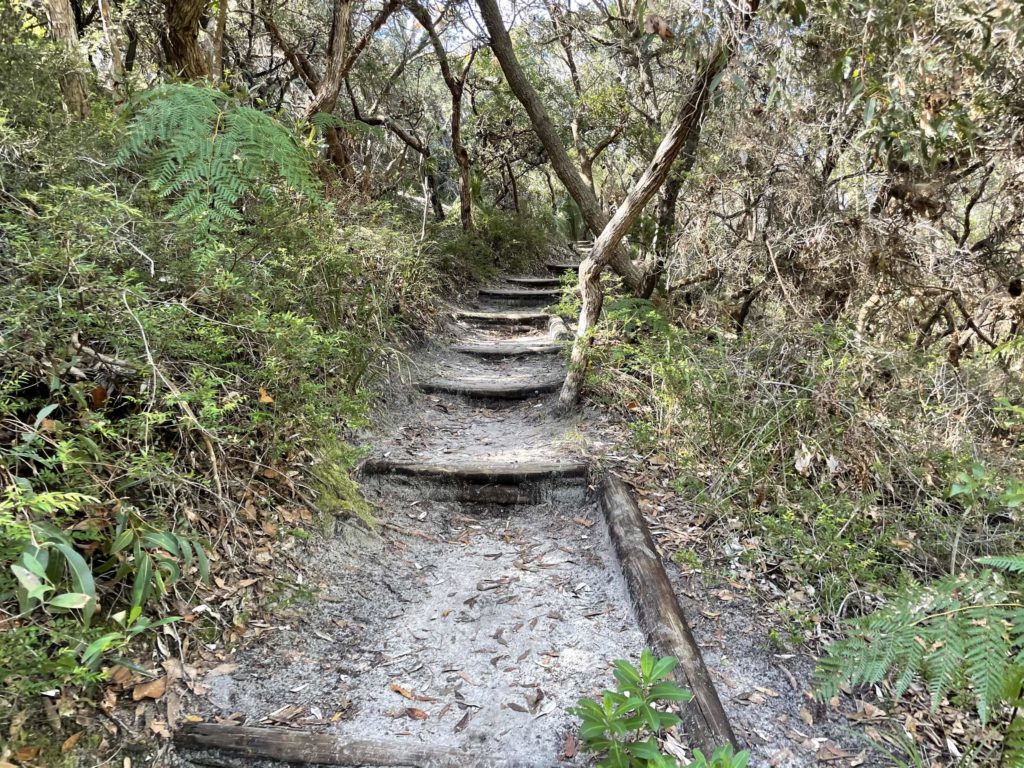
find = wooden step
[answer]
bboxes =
[450,339,564,357]
[418,374,564,399]
[453,308,549,325]
[175,722,530,767]
[507,276,563,288]
[362,456,588,483]
[477,287,561,301]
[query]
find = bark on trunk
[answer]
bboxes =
[476,0,643,291]
[602,477,739,752]
[304,0,352,118]
[124,20,139,72]
[452,84,473,230]
[176,722,529,767]
[405,0,474,230]
[301,0,397,177]
[638,128,700,298]
[213,0,228,81]
[559,37,755,409]
[97,0,125,87]
[163,0,210,79]
[45,0,90,118]
[506,157,521,213]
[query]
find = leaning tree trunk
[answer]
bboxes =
[45,0,90,118]
[163,0,210,79]
[638,128,700,298]
[476,0,643,292]
[559,35,757,409]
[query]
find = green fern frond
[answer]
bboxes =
[117,83,319,232]
[980,556,1024,575]
[817,564,1024,744]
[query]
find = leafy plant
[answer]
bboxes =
[816,555,1024,764]
[570,649,749,767]
[117,83,319,232]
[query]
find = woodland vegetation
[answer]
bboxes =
[1,0,1023,764]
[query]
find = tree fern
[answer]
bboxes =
[816,558,1024,765]
[117,83,319,233]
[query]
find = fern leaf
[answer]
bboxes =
[979,556,1024,575]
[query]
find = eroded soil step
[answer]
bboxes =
[449,338,564,357]
[477,287,561,302]
[546,261,579,273]
[506,276,563,288]
[418,374,564,399]
[361,456,588,483]
[453,308,550,325]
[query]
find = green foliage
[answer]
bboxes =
[590,315,1024,620]
[570,649,749,768]
[437,208,562,279]
[117,83,320,233]
[816,556,1024,763]
[0,56,466,709]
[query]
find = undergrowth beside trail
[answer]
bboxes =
[590,296,1024,614]
[0,50,559,758]
[582,292,1024,759]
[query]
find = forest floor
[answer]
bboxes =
[165,268,869,767]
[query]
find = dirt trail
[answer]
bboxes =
[173,268,862,767]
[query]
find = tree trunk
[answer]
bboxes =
[45,0,90,118]
[426,170,445,222]
[213,0,228,81]
[506,157,521,214]
[97,0,125,88]
[638,128,700,298]
[405,0,474,230]
[304,0,352,119]
[558,38,755,409]
[452,84,473,230]
[163,0,210,79]
[476,0,643,291]
[124,20,139,72]
[301,0,397,177]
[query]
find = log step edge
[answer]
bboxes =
[174,722,528,767]
[600,476,739,754]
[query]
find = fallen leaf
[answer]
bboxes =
[61,731,84,752]
[206,663,238,678]
[107,664,135,686]
[90,385,108,408]
[150,719,171,738]
[405,707,429,720]
[13,747,40,761]
[258,386,274,404]
[562,731,578,758]
[389,681,414,700]
[454,711,472,733]
[132,676,167,701]
[815,742,853,761]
